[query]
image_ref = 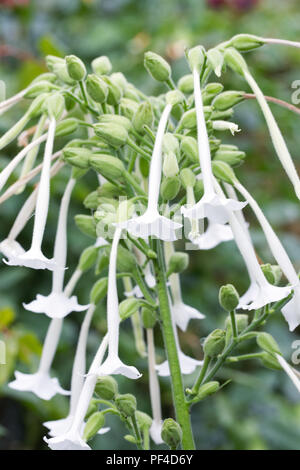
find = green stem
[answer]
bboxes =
[124,170,147,196]
[230,309,238,338]
[127,137,152,160]
[153,240,195,450]
[190,355,211,395]
[131,414,143,450]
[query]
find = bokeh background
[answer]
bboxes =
[0,0,300,450]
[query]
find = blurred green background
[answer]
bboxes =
[0,0,300,450]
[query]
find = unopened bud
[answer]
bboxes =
[180,168,196,189]
[144,51,171,82]
[84,191,99,210]
[229,34,264,52]
[26,93,48,118]
[86,74,108,103]
[261,264,282,286]
[94,123,128,148]
[120,98,139,119]
[44,92,65,120]
[103,77,123,105]
[95,375,118,400]
[83,412,105,442]
[117,245,137,273]
[79,246,99,272]
[178,74,193,94]
[119,298,141,321]
[181,136,198,163]
[90,277,108,304]
[133,101,154,133]
[196,381,220,401]
[24,80,57,99]
[163,152,179,178]
[212,90,245,111]
[219,284,240,311]
[89,154,125,179]
[257,332,281,356]
[214,148,246,167]
[110,72,127,91]
[160,176,181,201]
[224,48,248,76]
[203,329,226,357]
[91,56,112,76]
[115,394,137,417]
[166,90,184,107]
[56,118,79,137]
[98,182,125,198]
[62,147,91,169]
[75,215,97,238]
[45,55,65,72]
[167,252,189,275]
[141,307,157,329]
[163,133,179,155]
[136,411,152,430]
[225,313,248,333]
[98,114,132,131]
[187,45,206,73]
[161,419,182,450]
[207,48,224,77]
[212,160,236,184]
[260,352,281,370]
[65,55,86,81]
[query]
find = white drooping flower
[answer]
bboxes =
[4,117,57,270]
[212,120,241,135]
[243,68,300,200]
[147,328,163,445]
[118,103,182,241]
[9,318,69,400]
[97,228,141,379]
[23,178,88,319]
[45,334,108,451]
[233,181,300,330]
[181,67,246,224]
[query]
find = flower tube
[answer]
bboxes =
[97,227,141,379]
[118,103,182,241]
[275,354,300,393]
[181,63,245,223]
[23,177,88,318]
[147,328,163,445]
[233,181,300,330]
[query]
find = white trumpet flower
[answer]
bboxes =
[5,117,57,270]
[181,68,246,223]
[97,228,141,379]
[118,103,182,241]
[23,178,88,319]
[234,181,300,330]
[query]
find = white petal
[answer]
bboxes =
[95,237,108,247]
[239,284,291,311]
[239,281,260,306]
[156,351,202,377]
[44,414,74,437]
[118,210,182,241]
[124,285,144,298]
[23,292,89,319]
[189,222,233,250]
[281,287,300,332]
[149,419,164,444]
[172,301,205,331]
[0,239,25,258]
[182,193,246,224]
[97,355,142,380]
[97,427,110,435]
[275,353,300,393]
[4,248,56,270]
[9,371,69,400]
[44,432,90,451]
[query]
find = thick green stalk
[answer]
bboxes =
[153,240,195,450]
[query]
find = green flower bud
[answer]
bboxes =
[117,245,137,273]
[45,55,65,72]
[44,92,65,120]
[32,72,57,84]
[160,176,181,201]
[78,246,99,271]
[219,284,240,311]
[163,133,179,155]
[229,34,264,52]
[195,381,220,401]
[187,45,206,73]
[91,56,112,76]
[212,90,245,111]
[98,182,125,198]
[89,154,125,179]
[136,411,152,430]
[95,375,118,400]
[120,98,139,120]
[26,93,48,118]
[102,77,123,106]
[207,48,224,77]
[144,51,171,82]
[110,72,127,91]
[65,55,86,81]
[256,333,281,356]
[225,313,248,333]
[203,329,226,357]
[167,252,189,275]
[24,80,57,99]
[179,107,211,130]
[166,90,185,107]
[98,114,132,131]
[163,152,179,178]
[116,199,134,223]
[178,74,194,94]
[212,161,236,184]
[211,108,234,120]
[202,82,224,105]
[119,298,141,321]
[93,123,128,148]
[85,398,98,420]
[261,264,282,286]
[224,48,248,76]
[161,418,182,450]
[214,149,246,167]
[95,248,110,275]
[133,101,154,134]
[260,352,282,371]
[90,277,108,304]
[83,411,105,442]
[141,306,157,329]
[71,167,88,180]
[83,191,99,210]
[181,136,198,163]
[115,394,137,417]
[55,118,79,137]
[194,179,204,200]
[180,168,196,189]
[62,147,91,169]
[124,84,140,102]
[52,62,76,85]
[86,74,108,103]
[75,215,97,238]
